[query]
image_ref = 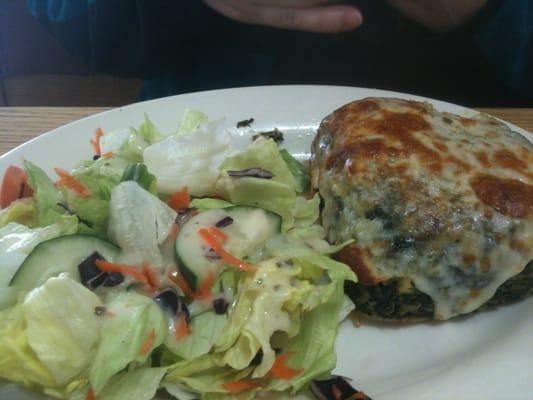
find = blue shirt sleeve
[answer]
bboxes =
[27,0,533,100]
[25,0,223,78]
[26,0,93,22]
[475,0,532,98]
[25,0,274,96]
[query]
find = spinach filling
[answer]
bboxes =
[345,260,532,320]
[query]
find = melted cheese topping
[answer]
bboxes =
[312,98,533,319]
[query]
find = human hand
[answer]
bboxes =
[386,0,488,31]
[202,0,363,33]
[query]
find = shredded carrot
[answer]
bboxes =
[168,270,195,299]
[85,388,95,400]
[223,380,260,393]
[169,269,215,300]
[53,168,70,179]
[167,187,190,211]
[101,151,114,159]
[198,228,256,272]
[142,263,161,290]
[139,329,156,355]
[95,259,147,283]
[208,226,228,242]
[175,315,190,340]
[54,168,92,197]
[194,271,216,300]
[332,384,343,400]
[91,128,104,155]
[269,352,303,380]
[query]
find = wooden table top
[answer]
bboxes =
[0,107,532,155]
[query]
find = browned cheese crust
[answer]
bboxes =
[311,98,533,320]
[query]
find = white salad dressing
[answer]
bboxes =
[240,261,294,378]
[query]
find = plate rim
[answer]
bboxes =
[1,85,531,162]
[0,85,531,400]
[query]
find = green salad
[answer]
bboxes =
[0,110,357,400]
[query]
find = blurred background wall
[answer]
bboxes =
[0,0,141,106]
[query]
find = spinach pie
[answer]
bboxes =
[311,98,532,321]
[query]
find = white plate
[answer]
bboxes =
[1,85,532,400]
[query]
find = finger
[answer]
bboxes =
[250,0,337,7]
[204,1,363,33]
[251,4,362,33]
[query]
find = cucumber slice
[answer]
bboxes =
[176,206,281,289]
[10,234,120,294]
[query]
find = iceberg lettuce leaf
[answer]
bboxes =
[66,156,130,235]
[107,181,176,267]
[98,367,165,400]
[0,252,26,309]
[268,280,345,393]
[215,176,295,231]
[0,304,58,389]
[264,235,356,281]
[0,276,101,393]
[22,275,103,385]
[89,291,167,394]
[0,221,75,255]
[218,138,297,190]
[99,128,130,156]
[71,156,128,200]
[190,198,234,211]
[134,113,163,144]
[279,149,310,193]
[215,139,318,231]
[165,311,227,361]
[122,133,147,162]
[143,121,234,197]
[160,244,355,399]
[177,109,209,135]
[23,161,69,227]
[120,163,157,194]
[165,354,254,397]
[292,194,320,228]
[60,191,109,236]
[0,198,34,228]
[73,368,166,400]
[0,221,77,309]
[99,114,162,162]
[162,382,198,400]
